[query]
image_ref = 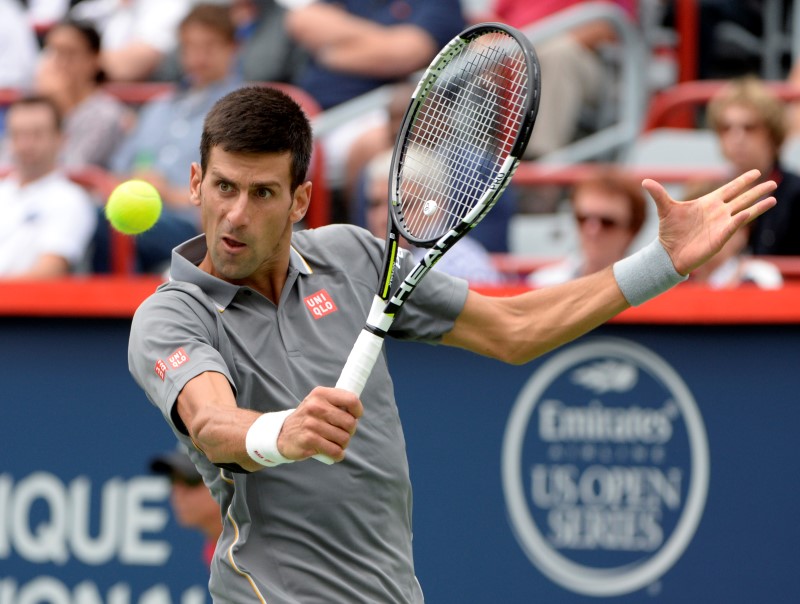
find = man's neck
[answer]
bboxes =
[16,166,57,187]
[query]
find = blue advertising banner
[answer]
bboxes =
[1,317,798,603]
[0,318,209,604]
[392,325,800,603]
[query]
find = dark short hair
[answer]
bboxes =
[8,95,63,132]
[200,86,313,191]
[47,19,105,83]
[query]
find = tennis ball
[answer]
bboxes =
[105,180,162,235]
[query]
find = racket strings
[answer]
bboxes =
[396,32,530,243]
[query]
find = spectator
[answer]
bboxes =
[528,170,646,287]
[232,0,304,83]
[0,96,96,279]
[34,18,133,169]
[155,0,305,85]
[489,0,635,159]
[69,0,194,82]
[150,446,223,568]
[0,0,39,89]
[284,0,465,202]
[285,0,464,111]
[110,2,243,214]
[364,149,504,284]
[707,75,800,255]
[684,180,782,289]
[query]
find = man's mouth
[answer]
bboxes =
[221,236,246,251]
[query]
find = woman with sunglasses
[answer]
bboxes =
[528,170,646,288]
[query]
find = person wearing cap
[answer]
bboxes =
[150,448,223,567]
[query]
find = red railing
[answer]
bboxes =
[643,80,800,131]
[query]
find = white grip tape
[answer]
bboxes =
[335,329,386,395]
[312,329,386,465]
[246,409,296,467]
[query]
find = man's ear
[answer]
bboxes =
[189,163,202,207]
[290,181,312,224]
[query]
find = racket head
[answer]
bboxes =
[388,22,540,247]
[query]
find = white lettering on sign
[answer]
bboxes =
[502,338,709,597]
[0,578,208,604]
[0,472,170,566]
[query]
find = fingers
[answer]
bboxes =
[715,169,763,202]
[281,387,364,462]
[726,180,777,216]
[641,178,669,211]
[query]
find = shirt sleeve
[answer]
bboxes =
[128,287,235,434]
[339,227,468,343]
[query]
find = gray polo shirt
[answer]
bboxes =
[128,224,469,603]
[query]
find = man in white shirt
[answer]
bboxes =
[0,96,97,278]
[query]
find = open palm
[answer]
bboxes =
[644,169,777,276]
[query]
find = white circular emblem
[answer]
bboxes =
[502,338,709,596]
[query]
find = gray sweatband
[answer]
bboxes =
[612,239,688,306]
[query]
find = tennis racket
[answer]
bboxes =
[315,22,540,463]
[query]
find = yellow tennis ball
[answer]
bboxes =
[105,180,162,235]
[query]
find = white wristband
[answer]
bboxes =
[245,410,296,467]
[613,239,688,307]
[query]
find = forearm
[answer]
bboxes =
[14,254,71,279]
[443,267,629,364]
[101,43,162,82]
[176,371,264,471]
[189,405,264,471]
[317,26,436,76]
[445,240,688,364]
[286,5,435,76]
[286,4,371,51]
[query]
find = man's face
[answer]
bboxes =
[190,147,310,284]
[169,474,218,530]
[6,103,61,177]
[716,104,775,175]
[573,187,635,271]
[179,23,237,87]
[43,25,98,85]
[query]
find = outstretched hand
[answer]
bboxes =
[644,169,777,276]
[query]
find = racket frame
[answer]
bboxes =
[315,22,540,463]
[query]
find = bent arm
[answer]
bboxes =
[176,371,263,471]
[176,371,364,470]
[285,4,436,77]
[442,267,628,364]
[443,170,778,364]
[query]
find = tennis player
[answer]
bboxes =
[128,86,775,603]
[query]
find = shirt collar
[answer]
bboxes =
[168,234,312,309]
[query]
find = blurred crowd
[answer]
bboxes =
[1,0,798,289]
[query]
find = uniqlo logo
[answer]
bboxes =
[304,289,338,320]
[155,359,168,381]
[168,347,190,369]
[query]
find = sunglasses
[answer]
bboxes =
[575,213,627,230]
[170,473,204,487]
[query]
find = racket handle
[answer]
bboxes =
[313,328,386,464]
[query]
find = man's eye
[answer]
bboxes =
[255,188,272,199]
[219,182,232,193]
